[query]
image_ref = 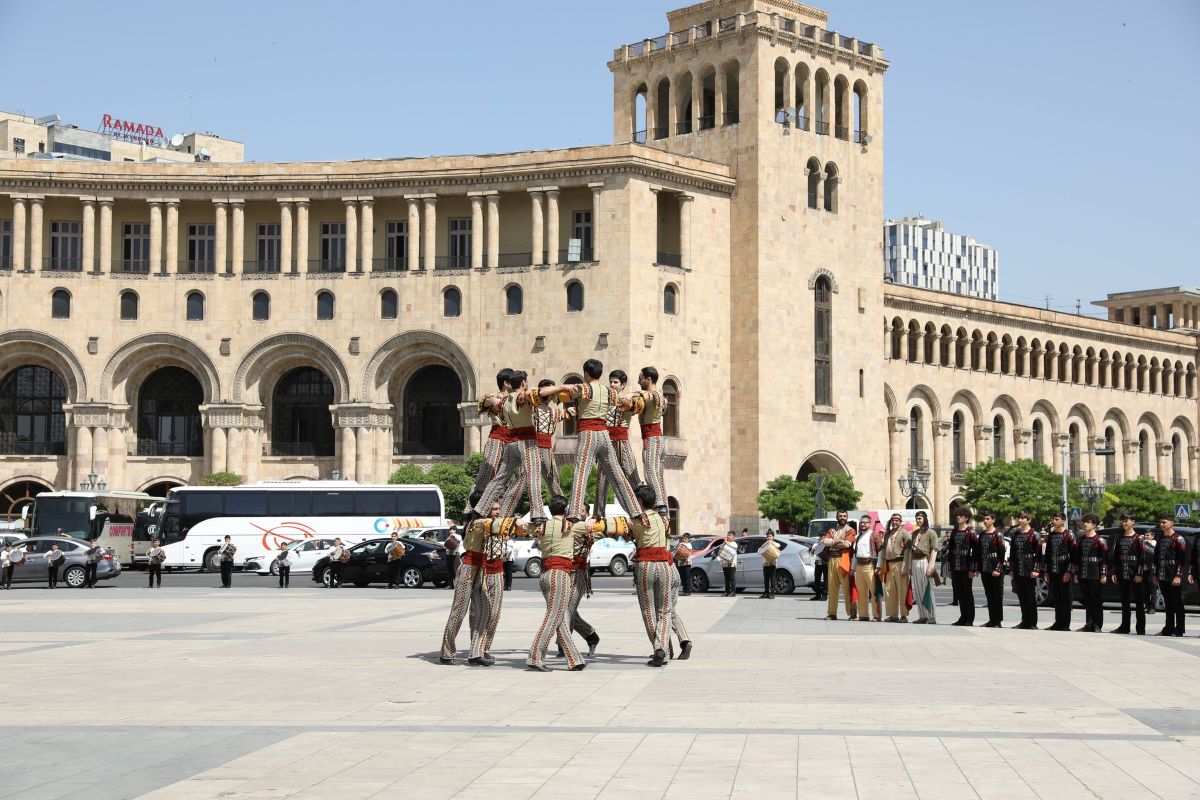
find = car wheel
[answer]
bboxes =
[691,568,709,593]
[1034,577,1050,607]
[525,557,543,578]
[608,556,628,577]
[403,567,425,588]
[64,566,86,588]
[775,570,795,595]
[269,561,280,576]
[319,568,332,587]
[203,548,221,573]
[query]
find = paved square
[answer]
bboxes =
[3,584,1200,799]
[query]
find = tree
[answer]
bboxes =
[387,464,427,485]
[199,472,242,486]
[959,459,1107,525]
[756,472,862,524]
[1107,477,1199,524]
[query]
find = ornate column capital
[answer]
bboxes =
[331,404,393,429]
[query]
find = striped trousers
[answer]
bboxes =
[568,569,595,640]
[469,570,505,659]
[594,438,642,513]
[539,446,565,500]
[567,428,642,520]
[910,568,936,622]
[466,437,507,514]
[529,569,583,668]
[668,560,691,644]
[641,434,668,510]
[440,562,483,659]
[474,440,543,518]
[634,561,673,655]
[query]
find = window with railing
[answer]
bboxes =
[256,223,281,272]
[184,223,215,273]
[136,367,203,457]
[122,223,150,273]
[48,221,82,270]
[0,365,67,455]
[570,210,594,262]
[448,218,471,268]
[0,219,11,270]
[382,221,407,271]
[319,222,346,272]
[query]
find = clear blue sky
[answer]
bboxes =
[3,0,1198,313]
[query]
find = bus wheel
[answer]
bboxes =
[202,548,221,573]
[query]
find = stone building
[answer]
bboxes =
[0,0,1196,528]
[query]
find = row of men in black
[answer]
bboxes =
[944,508,1191,635]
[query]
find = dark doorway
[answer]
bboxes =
[401,365,463,456]
[136,367,204,456]
[271,367,335,457]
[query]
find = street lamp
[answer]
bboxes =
[330,469,342,481]
[1079,477,1105,513]
[79,472,107,491]
[1061,445,1115,515]
[813,473,828,519]
[897,465,930,509]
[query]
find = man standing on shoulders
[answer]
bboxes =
[1110,513,1147,634]
[1009,512,1041,629]
[532,380,568,507]
[905,511,936,624]
[634,366,670,514]
[595,370,642,512]
[1154,512,1188,637]
[1041,512,1075,631]
[674,533,693,596]
[821,511,856,620]
[526,498,587,672]
[851,516,879,618]
[978,512,1006,628]
[465,369,514,516]
[759,530,782,600]
[946,509,980,627]
[1073,513,1108,632]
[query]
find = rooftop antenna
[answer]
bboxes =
[1075,299,1081,315]
[1045,295,1051,310]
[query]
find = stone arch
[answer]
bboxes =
[398,364,464,456]
[806,267,839,293]
[1103,408,1132,442]
[361,330,477,404]
[102,333,220,405]
[1030,399,1059,433]
[883,382,898,417]
[1066,403,1095,438]
[796,450,849,481]
[1137,412,1164,442]
[137,477,187,496]
[991,395,1023,430]
[905,384,941,420]
[0,476,53,522]
[0,330,87,401]
[949,389,983,423]
[234,332,350,405]
[1171,415,1196,449]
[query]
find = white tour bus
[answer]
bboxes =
[23,490,157,566]
[155,481,445,571]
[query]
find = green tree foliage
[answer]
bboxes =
[555,464,612,511]
[756,472,862,523]
[199,472,242,486]
[1107,477,1200,524]
[961,459,1112,525]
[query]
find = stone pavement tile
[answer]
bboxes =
[139,778,248,799]
[1088,739,1200,797]
[287,780,392,800]
[1133,739,1200,784]
[1029,740,1150,800]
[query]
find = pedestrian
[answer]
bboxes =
[717,531,738,597]
[759,530,782,599]
[7,544,30,589]
[444,525,461,584]
[1008,511,1041,629]
[1,543,13,589]
[83,539,103,588]
[1041,512,1075,631]
[46,542,64,588]
[275,542,294,588]
[978,512,1006,628]
[147,538,165,588]
[881,513,911,622]
[905,511,936,624]
[851,516,878,618]
[385,532,406,589]
[810,536,827,601]
[1154,512,1188,637]
[217,535,237,588]
[674,532,693,596]
[821,511,856,620]
[1074,513,1107,632]
[327,538,346,588]
[947,509,980,627]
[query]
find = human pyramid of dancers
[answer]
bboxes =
[439,359,690,671]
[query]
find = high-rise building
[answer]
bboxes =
[884,216,998,300]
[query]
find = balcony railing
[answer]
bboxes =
[796,113,809,131]
[1172,478,1188,491]
[309,258,346,273]
[815,120,830,135]
[1103,472,1122,485]
[245,260,280,274]
[558,247,594,264]
[119,259,151,274]
[634,129,647,144]
[136,440,200,457]
[698,115,715,131]
[0,256,10,270]
[180,260,215,274]
[497,252,532,268]
[372,257,408,272]
[655,251,682,268]
[908,459,930,473]
[0,439,66,456]
[835,125,849,140]
[435,255,471,270]
[950,460,972,480]
[676,120,692,135]
[723,111,739,126]
[44,256,82,271]
[718,15,736,32]
[653,125,669,141]
[807,192,819,208]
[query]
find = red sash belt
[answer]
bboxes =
[511,426,536,441]
[536,433,552,449]
[485,558,505,574]
[463,551,485,567]
[543,556,574,572]
[641,423,663,438]
[488,425,513,443]
[637,546,671,562]
[608,426,629,441]
[577,418,607,432]
[572,556,589,570]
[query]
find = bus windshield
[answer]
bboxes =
[31,496,92,538]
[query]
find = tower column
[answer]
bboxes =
[360,198,374,273]
[98,198,113,273]
[422,197,437,270]
[213,201,227,275]
[148,201,163,274]
[590,184,603,262]
[485,193,500,270]
[544,188,559,264]
[81,199,95,272]
[29,197,43,270]
[529,190,544,266]
[678,194,693,269]
[715,63,726,124]
[691,68,703,128]
[164,200,179,274]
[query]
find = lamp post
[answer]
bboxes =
[79,472,107,492]
[897,465,930,510]
[1079,477,1105,515]
[1061,446,1115,515]
[330,469,342,481]
[813,473,828,519]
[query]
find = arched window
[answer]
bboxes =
[271,367,335,457]
[663,284,678,316]
[0,366,67,455]
[951,411,964,469]
[814,276,832,406]
[443,286,461,318]
[806,158,821,210]
[1032,419,1044,464]
[380,289,398,320]
[632,83,648,142]
[505,285,523,316]
[136,367,203,456]
[51,289,71,319]
[1104,427,1118,482]
[993,415,1006,462]
[566,280,584,312]
[252,291,270,321]
[661,379,679,437]
[186,291,205,321]
[1139,430,1150,477]
[400,364,464,456]
[852,80,868,142]
[119,290,139,321]
[823,163,838,213]
[316,290,334,320]
[1172,434,1183,489]
[909,407,923,466]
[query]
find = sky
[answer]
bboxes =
[3,0,1198,314]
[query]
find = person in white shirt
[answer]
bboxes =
[757,531,782,599]
[146,539,166,588]
[46,543,65,589]
[218,535,237,588]
[673,533,693,596]
[385,533,407,589]
[327,538,346,588]
[1,543,13,589]
[718,531,738,597]
[275,542,296,588]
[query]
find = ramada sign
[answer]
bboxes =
[100,114,165,147]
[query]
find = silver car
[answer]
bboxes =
[5,537,122,587]
[689,535,813,594]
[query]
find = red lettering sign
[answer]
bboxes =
[99,113,165,147]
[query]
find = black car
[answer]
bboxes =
[311,537,451,589]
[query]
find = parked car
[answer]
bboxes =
[685,536,724,562]
[507,537,540,576]
[689,535,812,594]
[4,536,121,587]
[311,537,451,588]
[243,537,340,575]
[408,527,453,546]
[1,531,28,549]
[524,534,637,578]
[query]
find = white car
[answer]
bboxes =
[521,535,636,578]
[242,537,340,575]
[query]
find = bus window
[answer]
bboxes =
[267,492,293,516]
[313,491,353,516]
[182,491,224,516]
[225,491,267,516]
[397,490,441,517]
[355,491,395,516]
